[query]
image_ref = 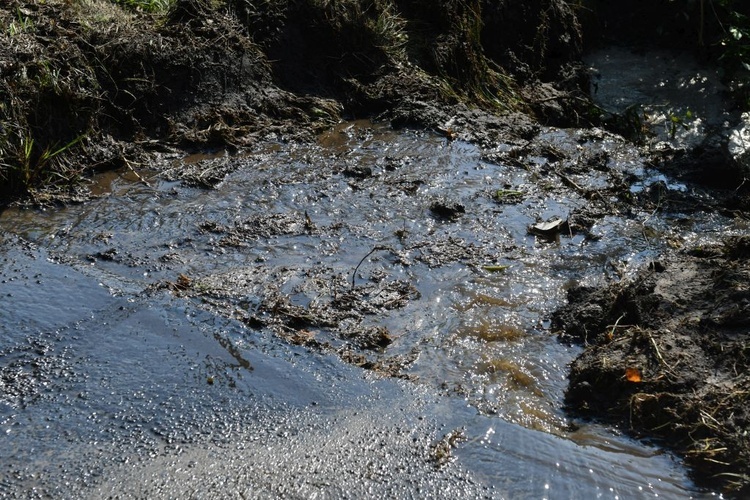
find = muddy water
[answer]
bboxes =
[0,118,727,497]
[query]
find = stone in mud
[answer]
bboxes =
[342,164,373,179]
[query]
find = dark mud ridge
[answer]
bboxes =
[554,236,750,495]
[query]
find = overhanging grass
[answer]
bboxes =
[112,0,174,13]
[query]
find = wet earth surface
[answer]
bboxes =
[0,31,750,498]
[1,111,739,498]
[3,0,750,494]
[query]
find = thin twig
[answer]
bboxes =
[609,313,627,338]
[123,157,151,187]
[351,245,390,289]
[646,329,677,376]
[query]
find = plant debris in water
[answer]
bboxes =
[430,428,466,468]
[162,264,421,377]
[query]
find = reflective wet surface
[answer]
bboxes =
[585,46,737,150]
[2,111,731,497]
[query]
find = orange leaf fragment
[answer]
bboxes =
[625,367,642,383]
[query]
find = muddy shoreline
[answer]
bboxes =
[553,236,750,494]
[1,0,750,496]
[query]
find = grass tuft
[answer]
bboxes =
[0,125,84,198]
[112,0,175,14]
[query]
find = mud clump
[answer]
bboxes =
[553,236,750,495]
[429,199,465,220]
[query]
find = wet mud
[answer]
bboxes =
[0,0,590,203]
[169,119,750,495]
[1,120,715,498]
[554,236,750,494]
[2,0,750,497]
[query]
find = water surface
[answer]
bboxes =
[0,118,726,497]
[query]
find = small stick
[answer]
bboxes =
[609,313,627,338]
[123,157,151,187]
[646,329,677,376]
[351,245,390,289]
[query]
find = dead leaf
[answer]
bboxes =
[176,274,192,290]
[481,264,509,273]
[528,218,568,237]
[625,367,642,383]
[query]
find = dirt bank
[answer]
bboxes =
[0,0,587,204]
[553,234,750,495]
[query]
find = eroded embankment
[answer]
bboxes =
[0,0,586,203]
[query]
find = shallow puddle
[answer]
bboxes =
[0,118,728,497]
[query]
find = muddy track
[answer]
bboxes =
[2,0,750,496]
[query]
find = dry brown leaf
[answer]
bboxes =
[625,367,642,383]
